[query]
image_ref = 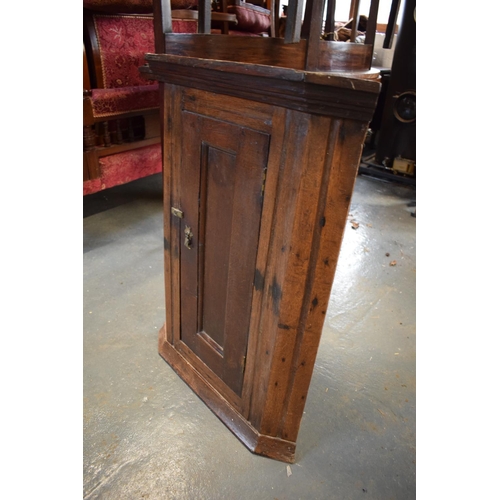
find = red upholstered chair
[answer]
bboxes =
[83,0,198,195]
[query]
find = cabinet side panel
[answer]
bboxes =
[279,119,369,442]
[162,83,183,345]
[254,111,333,437]
[248,109,326,431]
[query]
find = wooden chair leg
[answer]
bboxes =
[84,149,100,180]
[115,119,123,144]
[128,117,135,142]
[102,121,111,146]
[83,125,96,151]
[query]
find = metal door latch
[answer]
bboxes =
[171,207,184,218]
[184,226,193,249]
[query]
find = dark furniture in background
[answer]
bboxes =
[374,0,415,169]
[362,0,416,180]
[83,1,161,195]
[83,0,274,195]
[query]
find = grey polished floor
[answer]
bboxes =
[83,172,416,499]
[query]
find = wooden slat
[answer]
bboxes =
[284,0,303,44]
[324,0,336,41]
[144,35,375,75]
[153,0,172,53]
[269,0,276,37]
[364,0,380,46]
[383,0,400,48]
[198,0,212,34]
[83,11,104,89]
[349,0,360,42]
[83,45,91,91]
[255,111,331,437]
[300,0,314,39]
[305,0,327,71]
[274,0,281,37]
[83,150,100,180]
[92,137,161,158]
[280,118,368,441]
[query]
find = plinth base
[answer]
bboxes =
[159,324,296,463]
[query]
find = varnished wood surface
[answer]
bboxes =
[143,53,379,122]
[178,113,269,396]
[284,0,303,43]
[304,0,327,70]
[143,51,380,90]
[84,45,91,92]
[90,137,160,158]
[158,325,296,462]
[83,10,105,89]
[365,0,380,46]
[157,80,378,461]
[148,34,374,73]
[150,0,381,462]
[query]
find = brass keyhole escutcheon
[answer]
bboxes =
[184,226,193,249]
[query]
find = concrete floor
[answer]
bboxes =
[83,172,416,499]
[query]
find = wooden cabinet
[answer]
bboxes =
[144,0,382,463]
[145,55,380,462]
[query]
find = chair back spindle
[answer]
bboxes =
[383,0,401,49]
[283,0,304,43]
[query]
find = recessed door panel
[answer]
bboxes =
[178,112,270,396]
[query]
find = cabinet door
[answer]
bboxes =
[177,112,270,397]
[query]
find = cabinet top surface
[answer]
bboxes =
[143,52,381,93]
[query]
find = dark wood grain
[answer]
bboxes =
[151,0,382,463]
[149,34,374,74]
[143,54,380,123]
[153,0,171,52]
[304,0,326,70]
[176,108,270,396]
[349,0,360,42]
[365,0,380,46]
[156,79,376,460]
[280,119,369,441]
[324,0,336,39]
[83,45,91,91]
[198,0,212,34]
[383,0,401,48]
[83,10,103,88]
[158,327,296,462]
[284,0,303,43]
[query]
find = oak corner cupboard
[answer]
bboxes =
[143,0,383,462]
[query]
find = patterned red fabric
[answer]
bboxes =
[91,84,159,117]
[94,15,197,88]
[83,143,162,195]
[94,15,156,88]
[83,178,103,196]
[172,18,198,33]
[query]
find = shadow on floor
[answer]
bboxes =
[83,174,163,218]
